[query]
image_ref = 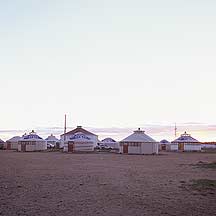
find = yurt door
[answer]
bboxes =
[7,143,11,150]
[162,145,166,150]
[178,143,184,151]
[68,144,74,152]
[21,143,26,152]
[123,144,128,153]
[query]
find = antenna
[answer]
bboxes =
[174,123,177,137]
[64,114,67,141]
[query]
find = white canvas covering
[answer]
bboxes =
[201,142,216,149]
[6,136,21,150]
[45,134,59,147]
[171,132,201,151]
[98,138,119,149]
[121,129,156,143]
[64,132,94,152]
[159,139,171,151]
[119,128,158,154]
[60,126,98,147]
[18,130,47,152]
[172,131,199,143]
[45,134,59,142]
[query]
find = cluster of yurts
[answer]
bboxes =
[1,126,216,154]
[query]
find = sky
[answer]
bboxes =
[0,0,216,141]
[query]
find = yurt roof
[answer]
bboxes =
[101,138,116,143]
[61,126,97,136]
[69,132,93,142]
[160,139,170,144]
[7,136,21,142]
[20,130,44,141]
[0,138,4,143]
[172,131,199,143]
[120,128,156,143]
[45,134,59,141]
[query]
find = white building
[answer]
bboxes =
[159,139,171,151]
[98,138,119,149]
[60,126,98,147]
[18,130,47,152]
[171,131,201,151]
[45,134,59,147]
[64,132,94,152]
[5,136,21,150]
[119,128,159,154]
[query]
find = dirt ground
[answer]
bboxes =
[0,151,215,216]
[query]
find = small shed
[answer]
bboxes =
[18,130,47,152]
[119,128,158,154]
[64,132,94,153]
[171,131,201,151]
[159,139,171,151]
[98,138,119,149]
[45,134,59,147]
[6,136,21,150]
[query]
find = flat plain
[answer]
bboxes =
[0,150,215,216]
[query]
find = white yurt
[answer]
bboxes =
[18,130,47,152]
[171,131,201,151]
[6,136,21,150]
[64,132,94,152]
[45,134,59,147]
[159,139,171,151]
[119,128,159,154]
[60,126,98,148]
[98,138,119,149]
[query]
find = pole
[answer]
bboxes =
[175,123,177,137]
[64,114,67,141]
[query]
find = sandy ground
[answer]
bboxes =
[0,151,215,216]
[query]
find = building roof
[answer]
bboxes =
[101,138,116,143]
[7,136,21,142]
[172,131,199,143]
[160,139,170,144]
[20,130,45,141]
[45,134,59,141]
[69,132,93,143]
[0,138,4,143]
[120,128,156,143]
[61,126,97,136]
[201,142,216,144]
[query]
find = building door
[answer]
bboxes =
[68,143,74,152]
[178,143,184,151]
[7,143,11,150]
[162,145,166,150]
[123,144,128,153]
[21,143,26,152]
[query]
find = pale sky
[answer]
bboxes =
[0,0,216,141]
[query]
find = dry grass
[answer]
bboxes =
[190,179,216,191]
[194,161,216,169]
